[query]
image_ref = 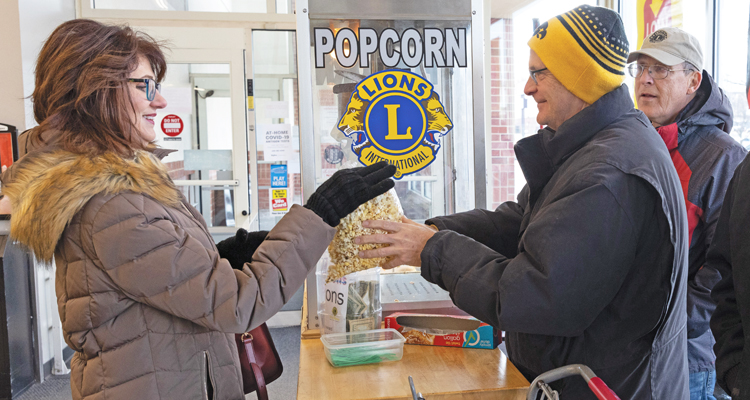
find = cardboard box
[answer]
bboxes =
[384,313,500,349]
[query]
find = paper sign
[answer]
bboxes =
[159,86,193,115]
[320,106,340,131]
[287,157,301,174]
[266,101,290,119]
[321,277,350,334]
[270,165,288,188]
[270,188,289,215]
[258,123,293,162]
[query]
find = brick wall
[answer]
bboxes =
[488,18,517,210]
[164,160,195,203]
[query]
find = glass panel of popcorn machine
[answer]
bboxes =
[308,18,475,224]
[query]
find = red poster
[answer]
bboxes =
[637,0,682,50]
[0,133,14,169]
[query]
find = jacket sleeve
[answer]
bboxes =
[709,163,745,393]
[426,186,527,258]
[687,145,747,339]
[421,174,649,336]
[89,199,335,333]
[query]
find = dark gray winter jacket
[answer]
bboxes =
[654,71,746,373]
[423,85,689,399]
[709,152,750,398]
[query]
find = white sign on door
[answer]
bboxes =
[258,123,293,162]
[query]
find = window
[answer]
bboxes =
[91,0,295,14]
[718,0,750,150]
[484,0,597,209]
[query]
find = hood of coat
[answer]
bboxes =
[676,70,733,135]
[2,150,183,262]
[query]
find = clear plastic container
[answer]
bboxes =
[320,328,406,367]
[316,252,382,335]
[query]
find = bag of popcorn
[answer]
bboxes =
[326,188,403,283]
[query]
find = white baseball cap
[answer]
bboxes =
[627,27,703,70]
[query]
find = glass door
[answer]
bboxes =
[251,30,302,231]
[151,47,251,240]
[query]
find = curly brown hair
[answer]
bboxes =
[30,19,167,157]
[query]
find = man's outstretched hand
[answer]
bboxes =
[355,216,437,269]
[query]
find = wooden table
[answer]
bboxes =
[297,336,530,400]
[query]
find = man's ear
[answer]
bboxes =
[687,70,702,95]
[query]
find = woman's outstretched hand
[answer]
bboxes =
[304,161,396,227]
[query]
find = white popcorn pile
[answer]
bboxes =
[326,189,403,283]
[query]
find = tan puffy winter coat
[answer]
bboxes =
[2,149,335,400]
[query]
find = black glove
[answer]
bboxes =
[216,229,270,270]
[304,161,397,227]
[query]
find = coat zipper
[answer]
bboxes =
[203,350,217,400]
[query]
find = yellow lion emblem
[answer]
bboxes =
[338,89,453,156]
[337,70,452,179]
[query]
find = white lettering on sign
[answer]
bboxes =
[161,114,184,137]
[314,27,467,69]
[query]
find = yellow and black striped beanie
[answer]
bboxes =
[528,5,628,104]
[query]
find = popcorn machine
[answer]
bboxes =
[296,0,488,331]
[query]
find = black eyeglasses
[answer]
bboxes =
[529,67,548,85]
[128,78,161,101]
[627,64,693,80]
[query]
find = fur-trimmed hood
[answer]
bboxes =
[1,150,183,262]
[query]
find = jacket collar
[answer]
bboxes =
[652,72,731,147]
[515,85,634,203]
[2,150,183,262]
[673,71,733,137]
[153,147,177,160]
[656,123,679,151]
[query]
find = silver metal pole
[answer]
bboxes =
[296,0,320,331]
[471,0,487,210]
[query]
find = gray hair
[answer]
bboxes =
[683,62,699,75]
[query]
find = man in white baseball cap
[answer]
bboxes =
[629,27,747,400]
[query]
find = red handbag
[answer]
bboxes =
[235,323,283,400]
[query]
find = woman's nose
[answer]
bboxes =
[151,90,167,109]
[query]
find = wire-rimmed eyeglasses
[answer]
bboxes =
[128,78,162,101]
[627,64,694,80]
[529,67,548,85]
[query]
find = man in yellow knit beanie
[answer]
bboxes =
[528,5,629,105]
[358,4,689,399]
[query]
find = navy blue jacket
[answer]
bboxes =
[423,85,689,399]
[656,72,746,373]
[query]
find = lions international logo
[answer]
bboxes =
[649,30,668,43]
[338,70,453,179]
